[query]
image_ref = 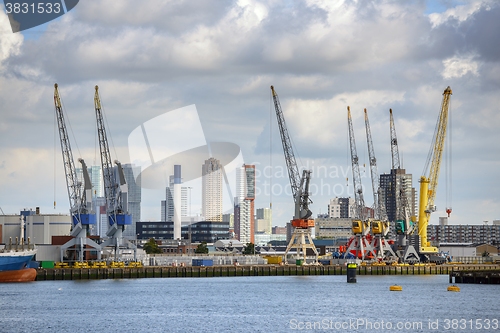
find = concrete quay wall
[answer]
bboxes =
[35,264,499,281]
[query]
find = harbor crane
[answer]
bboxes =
[54,83,101,262]
[417,86,452,257]
[364,109,395,259]
[344,107,375,260]
[270,86,318,264]
[94,85,136,261]
[389,109,420,262]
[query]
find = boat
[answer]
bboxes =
[0,248,37,271]
[0,214,38,282]
[0,247,37,282]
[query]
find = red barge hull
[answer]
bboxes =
[0,268,37,282]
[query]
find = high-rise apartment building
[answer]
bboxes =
[202,158,223,222]
[328,197,355,218]
[380,168,416,222]
[234,164,255,243]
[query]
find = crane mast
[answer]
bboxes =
[270,86,317,263]
[364,108,386,221]
[418,86,452,252]
[271,86,312,221]
[347,107,366,220]
[389,109,401,170]
[54,83,100,262]
[389,109,412,224]
[94,86,125,224]
[54,84,84,218]
[389,109,413,226]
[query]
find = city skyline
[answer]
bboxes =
[1,2,499,227]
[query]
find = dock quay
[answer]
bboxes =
[35,264,500,281]
[450,268,500,284]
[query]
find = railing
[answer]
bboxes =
[0,238,36,252]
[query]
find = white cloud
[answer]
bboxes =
[283,90,405,148]
[442,55,479,79]
[428,0,493,28]
[0,9,23,70]
[0,1,499,226]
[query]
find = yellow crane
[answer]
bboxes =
[417,86,452,254]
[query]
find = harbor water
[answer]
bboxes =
[0,275,498,332]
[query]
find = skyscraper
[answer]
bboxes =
[380,168,415,222]
[202,158,223,222]
[234,164,255,244]
[162,165,188,239]
[121,164,141,238]
[164,165,188,222]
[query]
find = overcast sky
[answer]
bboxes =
[0,0,499,227]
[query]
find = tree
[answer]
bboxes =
[143,238,162,254]
[195,242,209,254]
[243,242,255,255]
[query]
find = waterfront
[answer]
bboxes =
[35,264,466,280]
[0,275,498,332]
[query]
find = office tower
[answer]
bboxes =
[121,164,141,238]
[164,165,188,222]
[234,164,255,243]
[163,165,187,239]
[202,158,223,222]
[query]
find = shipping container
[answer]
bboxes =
[264,256,282,264]
[40,261,54,269]
[296,259,304,266]
[192,259,213,267]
